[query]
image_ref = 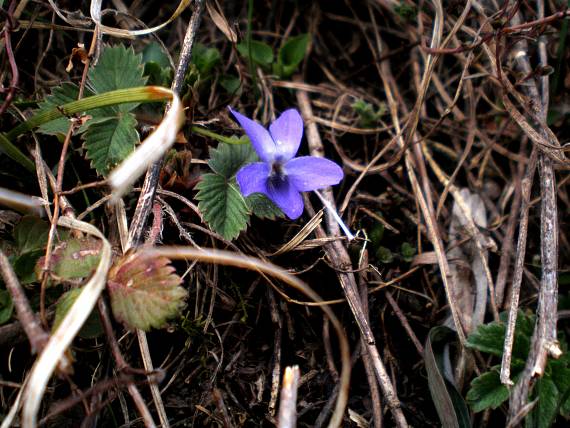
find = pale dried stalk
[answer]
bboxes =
[500,149,537,384]
[127,0,204,248]
[277,366,301,428]
[20,218,112,428]
[296,83,408,427]
[0,187,43,215]
[368,0,467,344]
[119,6,205,426]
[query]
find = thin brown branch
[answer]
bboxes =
[0,249,48,353]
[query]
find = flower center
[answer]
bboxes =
[268,162,287,189]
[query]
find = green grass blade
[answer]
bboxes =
[5,86,172,140]
[0,86,173,172]
[0,133,35,172]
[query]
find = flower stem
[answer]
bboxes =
[191,125,249,145]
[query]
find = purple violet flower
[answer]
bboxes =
[229,107,343,220]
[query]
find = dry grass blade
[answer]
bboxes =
[270,210,324,256]
[0,187,43,215]
[109,89,184,199]
[89,0,192,38]
[142,247,350,428]
[19,217,111,428]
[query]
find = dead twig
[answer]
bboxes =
[0,249,48,353]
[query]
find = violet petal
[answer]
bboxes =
[236,162,270,196]
[267,177,304,219]
[268,109,304,161]
[229,107,275,162]
[285,156,344,191]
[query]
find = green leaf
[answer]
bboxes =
[466,312,533,361]
[14,252,45,284]
[14,216,50,255]
[376,246,393,263]
[83,113,138,176]
[144,61,173,87]
[352,99,385,128]
[142,42,171,69]
[369,221,385,249]
[88,45,147,113]
[36,237,102,283]
[192,43,221,77]
[54,288,103,339]
[36,83,93,136]
[208,142,257,178]
[467,369,510,412]
[394,1,417,21]
[195,174,250,240]
[7,87,171,141]
[12,216,50,284]
[237,40,274,66]
[220,75,241,94]
[0,290,14,325]
[108,253,187,331]
[425,326,471,428]
[401,242,416,262]
[246,193,284,220]
[551,361,570,416]
[278,34,309,77]
[527,377,560,428]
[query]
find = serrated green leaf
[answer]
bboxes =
[0,290,14,325]
[466,312,533,360]
[83,113,138,176]
[246,193,284,220]
[195,174,250,240]
[467,369,509,412]
[551,361,570,416]
[208,143,257,178]
[108,253,187,331]
[88,45,147,113]
[237,40,274,66]
[36,237,101,283]
[54,288,103,339]
[278,34,309,77]
[14,216,49,254]
[36,83,93,136]
[527,377,560,428]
